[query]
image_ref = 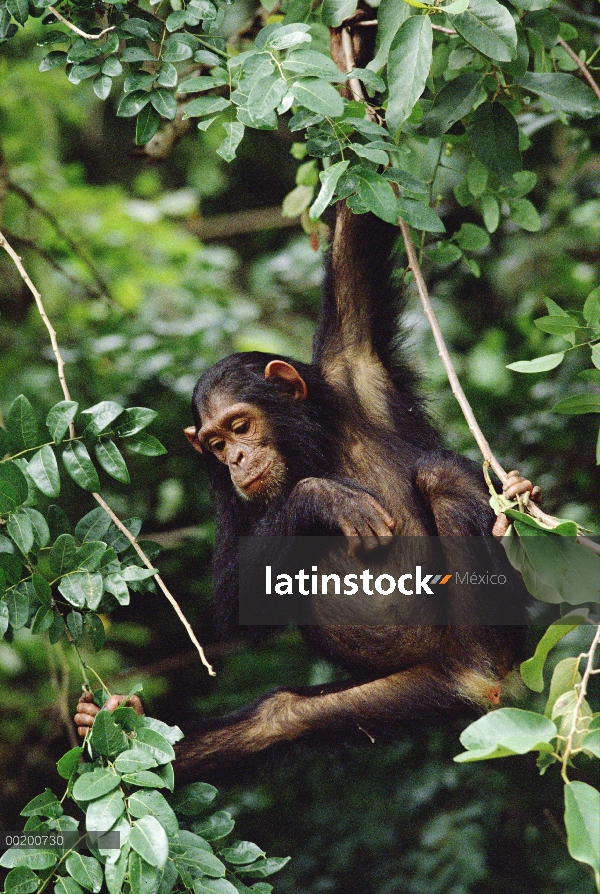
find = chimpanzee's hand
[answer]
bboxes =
[294,478,395,555]
[74,690,144,739]
[492,470,542,538]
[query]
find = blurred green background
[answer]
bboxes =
[1,4,600,891]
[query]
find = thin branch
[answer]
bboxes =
[187,206,299,241]
[0,231,74,405]
[561,624,600,783]
[0,229,215,676]
[432,24,457,35]
[399,218,506,481]
[398,218,600,554]
[47,7,115,39]
[92,493,215,676]
[557,36,600,102]
[340,27,365,103]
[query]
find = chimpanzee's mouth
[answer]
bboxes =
[240,462,273,491]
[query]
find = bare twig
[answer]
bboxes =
[340,27,365,103]
[398,218,600,554]
[432,24,457,35]
[187,206,299,241]
[92,493,215,676]
[0,229,216,676]
[561,624,600,782]
[558,36,600,102]
[47,7,115,39]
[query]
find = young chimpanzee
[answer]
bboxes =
[75,203,538,780]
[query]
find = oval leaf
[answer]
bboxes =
[507,352,564,373]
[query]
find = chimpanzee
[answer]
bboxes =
[75,203,538,781]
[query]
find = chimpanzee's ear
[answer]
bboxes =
[184,426,203,454]
[264,360,308,401]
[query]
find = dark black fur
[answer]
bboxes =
[176,204,529,782]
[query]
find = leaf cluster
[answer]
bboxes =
[0,708,289,894]
[0,395,166,650]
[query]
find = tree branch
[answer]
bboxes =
[398,218,600,554]
[47,7,115,39]
[558,36,600,102]
[0,229,215,676]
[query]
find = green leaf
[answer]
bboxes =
[94,441,130,484]
[183,96,231,118]
[121,565,155,582]
[321,0,358,27]
[508,197,541,232]
[55,877,84,894]
[81,401,124,436]
[85,789,125,833]
[564,782,600,874]
[117,90,152,118]
[31,605,54,634]
[172,782,218,815]
[84,613,106,650]
[249,75,288,118]
[4,867,40,894]
[177,75,221,93]
[216,122,245,162]
[282,49,340,79]
[6,0,28,25]
[128,851,158,894]
[39,51,68,72]
[355,169,398,224]
[263,23,312,50]
[135,105,161,145]
[220,841,265,865]
[422,71,482,137]
[58,571,103,610]
[454,708,557,762]
[520,613,587,691]
[130,816,169,869]
[452,0,518,62]
[93,74,112,101]
[124,434,167,456]
[20,788,62,818]
[235,857,291,878]
[56,746,83,780]
[72,768,121,802]
[49,533,77,575]
[386,15,433,133]
[65,854,103,893]
[583,286,600,327]
[367,0,410,73]
[166,9,187,30]
[134,728,175,764]
[121,770,168,788]
[516,72,600,119]
[397,197,445,233]
[128,789,178,837]
[289,78,344,117]
[114,748,157,774]
[552,394,600,415]
[117,408,158,438]
[7,395,38,453]
[62,443,101,491]
[582,729,600,758]
[481,194,500,232]
[0,461,29,514]
[170,837,225,877]
[534,314,579,335]
[90,710,129,758]
[150,88,177,120]
[309,160,350,220]
[0,599,9,638]
[6,583,31,629]
[507,352,564,373]
[156,62,178,88]
[468,101,521,183]
[75,508,111,542]
[27,505,52,547]
[0,849,57,871]
[28,445,61,497]
[7,509,34,555]
[46,401,78,444]
[193,810,235,841]
[75,541,108,572]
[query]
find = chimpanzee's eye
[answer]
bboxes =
[210,439,226,452]
[232,419,250,435]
